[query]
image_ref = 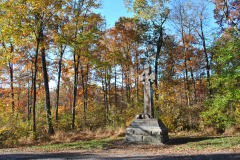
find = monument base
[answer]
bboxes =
[124,118,169,144]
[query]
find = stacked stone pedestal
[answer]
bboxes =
[125,119,169,144]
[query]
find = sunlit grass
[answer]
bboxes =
[170,135,240,150]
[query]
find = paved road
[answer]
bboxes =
[1,150,240,160]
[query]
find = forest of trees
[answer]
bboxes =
[0,0,239,146]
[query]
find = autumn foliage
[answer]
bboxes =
[0,0,239,147]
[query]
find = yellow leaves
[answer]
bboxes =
[0,109,29,147]
[157,80,177,104]
[67,70,74,78]
[0,127,7,135]
[125,119,133,127]
[159,105,178,132]
[235,103,240,115]
[12,56,22,64]
[126,0,169,22]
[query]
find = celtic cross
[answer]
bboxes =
[139,64,155,118]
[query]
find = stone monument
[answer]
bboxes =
[125,64,169,144]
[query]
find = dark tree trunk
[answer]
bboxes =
[9,62,14,113]
[86,64,89,110]
[127,68,130,104]
[32,41,39,133]
[27,65,31,123]
[181,27,189,106]
[105,66,108,125]
[55,47,65,120]
[17,81,20,108]
[108,67,111,107]
[41,46,54,135]
[200,19,211,98]
[190,68,197,103]
[27,75,30,121]
[184,55,189,106]
[82,63,89,130]
[153,17,167,101]
[121,66,124,114]
[85,64,89,126]
[30,63,34,114]
[81,65,86,130]
[154,27,163,89]
[136,62,139,102]
[71,54,80,130]
[115,64,117,105]
[9,44,14,113]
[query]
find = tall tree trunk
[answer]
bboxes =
[9,44,14,112]
[81,65,86,130]
[115,64,117,105]
[41,46,54,135]
[154,27,163,89]
[105,66,108,125]
[200,74,203,102]
[108,67,111,107]
[9,62,14,113]
[27,72,30,121]
[55,47,64,120]
[30,63,34,114]
[126,66,130,104]
[185,56,189,107]
[32,41,39,133]
[85,64,89,127]
[177,3,189,106]
[101,71,105,95]
[71,54,80,130]
[18,81,20,108]
[128,68,130,104]
[190,68,197,103]
[121,66,124,114]
[100,69,107,125]
[86,64,89,110]
[181,29,189,106]
[83,64,89,130]
[200,18,211,98]
[136,62,139,102]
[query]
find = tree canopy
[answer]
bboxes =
[0,0,239,147]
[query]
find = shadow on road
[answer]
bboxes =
[166,136,219,145]
[0,152,239,160]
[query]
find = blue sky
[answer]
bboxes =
[94,0,218,36]
[94,0,135,28]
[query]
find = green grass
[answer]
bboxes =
[28,137,125,150]
[169,135,240,150]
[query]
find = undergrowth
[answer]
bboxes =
[0,125,126,149]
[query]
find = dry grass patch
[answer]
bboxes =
[11,126,127,148]
[223,127,240,136]
[201,127,217,136]
[110,126,126,138]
